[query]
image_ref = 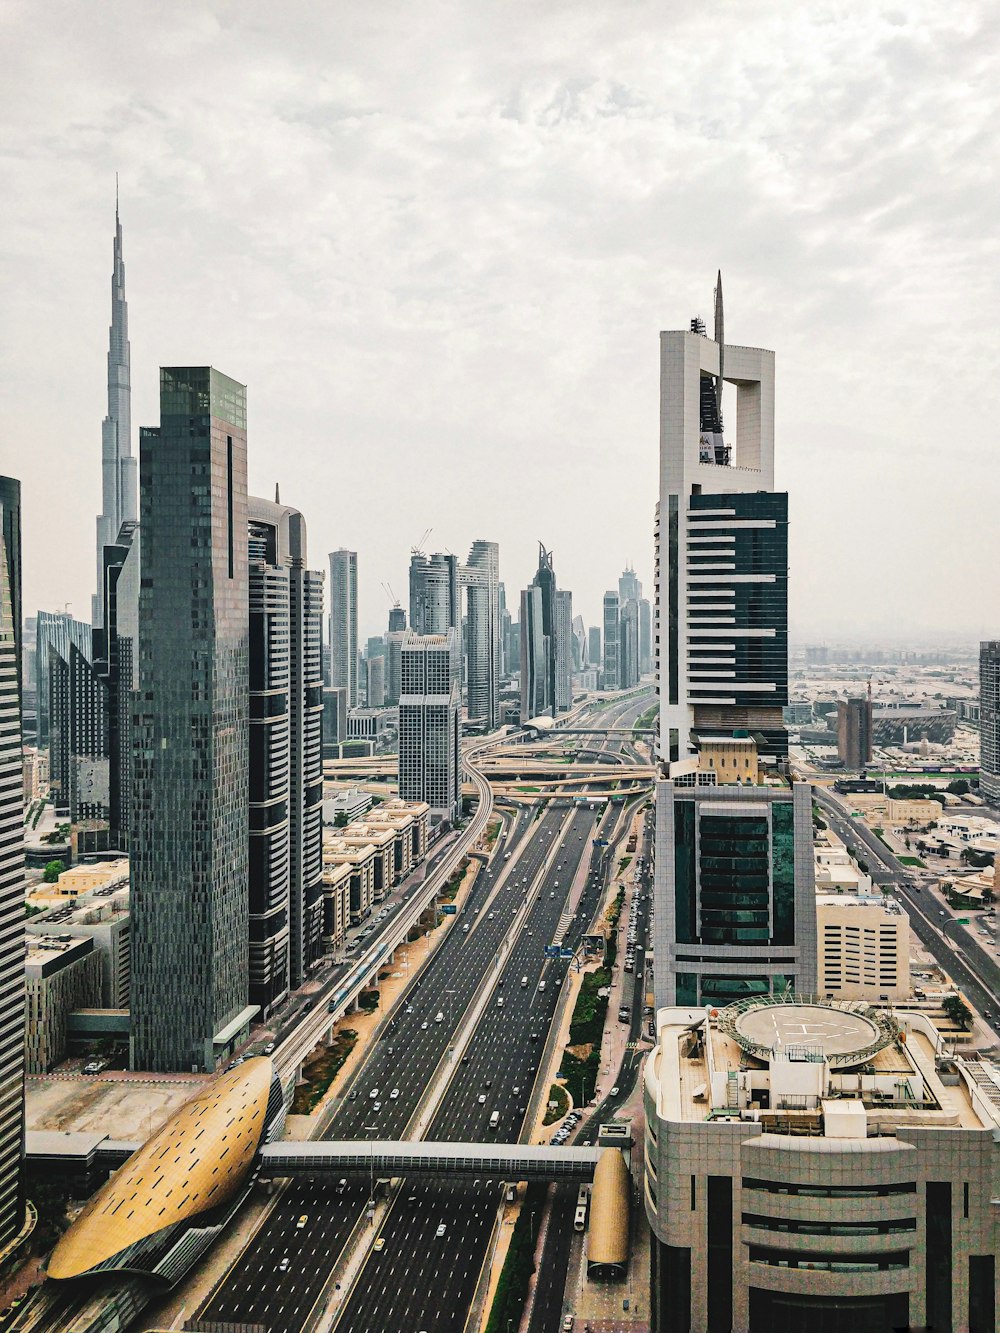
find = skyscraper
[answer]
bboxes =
[555,589,573,712]
[656,274,787,770]
[328,550,358,708]
[602,591,620,690]
[398,629,461,824]
[618,565,642,604]
[571,614,587,670]
[387,604,406,633]
[130,369,254,1073]
[980,642,1000,802]
[366,655,385,708]
[94,525,140,846]
[463,539,501,730]
[519,543,563,723]
[0,477,24,1249]
[837,694,873,770]
[248,496,324,1009]
[638,597,652,675]
[409,552,459,637]
[35,611,90,749]
[619,597,640,688]
[587,625,601,674]
[93,196,138,628]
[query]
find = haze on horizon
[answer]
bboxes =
[2,0,999,645]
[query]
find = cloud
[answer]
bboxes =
[1,0,999,641]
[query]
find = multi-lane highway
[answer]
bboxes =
[195,692,652,1333]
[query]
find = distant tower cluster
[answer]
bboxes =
[519,543,572,723]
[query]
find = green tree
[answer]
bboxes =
[42,860,65,883]
[942,994,972,1030]
[961,848,994,868]
[947,779,970,796]
[334,811,348,828]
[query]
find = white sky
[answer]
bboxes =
[2,0,999,643]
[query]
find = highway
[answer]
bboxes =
[813,787,1000,1033]
[194,692,652,1333]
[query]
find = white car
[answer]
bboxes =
[436,1223,447,1238]
[390,1088,400,1100]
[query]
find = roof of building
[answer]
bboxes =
[48,1057,275,1282]
[586,1148,630,1272]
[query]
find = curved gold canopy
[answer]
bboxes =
[49,1057,273,1280]
[587,1147,630,1269]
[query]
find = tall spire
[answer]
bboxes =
[92,185,137,627]
[714,269,725,420]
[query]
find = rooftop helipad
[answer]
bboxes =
[717,996,898,1067]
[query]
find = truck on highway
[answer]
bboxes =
[489,1110,500,1129]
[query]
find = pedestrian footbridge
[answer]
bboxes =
[258,1140,602,1181]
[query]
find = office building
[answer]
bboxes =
[130,368,254,1073]
[366,655,385,708]
[836,694,873,770]
[251,495,323,999]
[656,275,788,768]
[463,539,501,730]
[571,614,587,671]
[398,629,461,824]
[620,597,640,688]
[93,524,140,846]
[619,565,642,604]
[645,997,1000,1333]
[519,544,571,722]
[498,582,512,680]
[387,604,406,633]
[92,198,138,629]
[555,589,573,712]
[409,551,459,637]
[639,597,652,675]
[816,894,909,1000]
[35,610,90,749]
[47,635,107,822]
[24,935,103,1073]
[652,780,817,1010]
[588,625,601,674]
[329,549,358,707]
[602,591,620,690]
[322,686,349,758]
[0,477,24,1248]
[980,641,1000,802]
[385,630,405,706]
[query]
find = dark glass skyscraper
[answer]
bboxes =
[0,477,24,1249]
[130,369,253,1072]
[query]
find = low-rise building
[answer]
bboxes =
[644,998,1000,1333]
[25,935,102,1072]
[26,891,130,1008]
[322,787,373,825]
[816,894,910,1000]
[23,746,49,802]
[814,842,874,895]
[30,858,129,906]
[322,838,377,926]
[696,735,760,786]
[321,862,352,951]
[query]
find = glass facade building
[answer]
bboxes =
[653,780,817,1009]
[130,368,254,1072]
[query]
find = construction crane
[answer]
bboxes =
[381,582,401,609]
[410,528,433,558]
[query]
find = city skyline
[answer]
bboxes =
[7,4,1000,644]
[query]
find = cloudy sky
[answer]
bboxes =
[2,0,999,644]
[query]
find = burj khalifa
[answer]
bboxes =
[92,193,137,627]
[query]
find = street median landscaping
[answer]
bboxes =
[484,1182,548,1333]
[291,1028,358,1114]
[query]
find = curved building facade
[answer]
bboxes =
[644,1001,1000,1333]
[48,1057,283,1288]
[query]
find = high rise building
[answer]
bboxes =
[656,274,787,770]
[47,637,107,821]
[130,369,254,1072]
[980,642,1000,803]
[328,550,358,708]
[462,540,501,730]
[619,565,642,604]
[247,496,324,1008]
[498,582,511,680]
[322,686,349,757]
[384,632,405,707]
[387,604,406,633]
[398,629,461,824]
[652,780,817,1009]
[571,614,587,671]
[638,597,652,675]
[555,589,573,712]
[93,524,140,847]
[35,611,90,749]
[837,694,873,770]
[409,552,459,637]
[588,625,601,674]
[0,477,24,1249]
[366,655,385,708]
[602,591,620,690]
[92,197,138,628]
[619,597,640,688]
[519,543,566,723]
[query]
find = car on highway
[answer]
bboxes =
[436,1223,447,1238]
[610,1085,620,1096]
[390,1088,400,1100]
[278,1257,290,1272]
[478,1093,486,1104]
[297,1215,309,1229]
[421,1021,429,1029]
[373,1236,386,1252]
[372,1101,381,1111]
